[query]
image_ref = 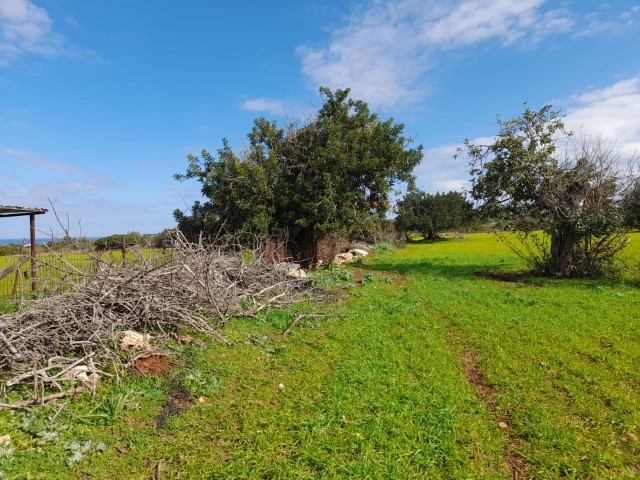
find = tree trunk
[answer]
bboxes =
[292,227,319,270]
[264,233,288,264]
[423,230,437,240]
[549,232,578,275]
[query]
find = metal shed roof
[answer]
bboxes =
[0,205,48,218]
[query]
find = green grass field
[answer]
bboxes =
[1,233,640,479]
[0,249,165,299]
[0,251,98,299]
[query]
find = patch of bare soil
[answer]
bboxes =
[156,384,192,429]
[133,354,176,375]
[508,453,528,480]
[461,351,529,480]
[351,270,365,283]
[461,352,494,401]
[474,270,543,287]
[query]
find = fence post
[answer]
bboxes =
[121,236,127,266]
[11,268,20,299]
[30,213,37,292]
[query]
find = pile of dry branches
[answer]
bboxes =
[0,233,317,405]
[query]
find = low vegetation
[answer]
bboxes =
[1,233,639,479]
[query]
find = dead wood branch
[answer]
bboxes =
[283,313,332,335]
[0,386,88,409]
[1,231,321,404]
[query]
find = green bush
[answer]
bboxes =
[371,241,395,254]
[94,232,144,250]
[0,244,21,256]
[43,236,95,251]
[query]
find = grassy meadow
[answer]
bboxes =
[0,248,164,300]
[1,233,640,479]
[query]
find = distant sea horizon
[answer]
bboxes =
[0,237,100,246]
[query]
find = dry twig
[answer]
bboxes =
[1,232,320,407]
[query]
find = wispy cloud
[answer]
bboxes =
[0,146,78,172]
[239,97,316,120]
[298,0,574,109]
[0,0,61,63]
[415,139,493,194]
[65,16,79,28]
[574,4,640,38]
[0,0,102,65]
[240,98,288,115]
[0,159,145,237]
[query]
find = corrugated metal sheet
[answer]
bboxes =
[0,205,48,216]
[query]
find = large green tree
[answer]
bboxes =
[466,105,631,277]
[175,87,422,267]
[395,190,473,240]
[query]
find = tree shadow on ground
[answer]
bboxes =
[353,259,500,279]
[352,259,632,289]
[405,237,455,245]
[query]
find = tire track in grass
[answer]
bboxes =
[421,300,529,480]
[460,350,528,480]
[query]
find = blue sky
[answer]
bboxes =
[1,0,639,238]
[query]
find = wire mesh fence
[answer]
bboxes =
[0,246,167,300]
[0,251,96,299]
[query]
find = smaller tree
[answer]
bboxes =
[466,105,636,277]
[395,190,473,240]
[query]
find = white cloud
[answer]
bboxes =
[298,0,574,109]
[0,169,152,238]
[564,76,640,157]
[239,97,318,121]
[414,77,640,194]
[431,178,469,192]
[0,0,102,65]
[414,143,467,193]
[415,141,496,194]
[417,0,570,47]
[0,0,62,63]
[65,16,79,28]
[240,98,287,115]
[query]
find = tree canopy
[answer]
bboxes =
[395,190,473,240]
[466,105,632,277]
[175,87,423,267]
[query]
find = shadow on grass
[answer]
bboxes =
[354,258,496,279]
[405,236,455,245]
[353,258,633,289]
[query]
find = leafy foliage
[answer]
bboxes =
[0,244,21,257]
[466,105,633,277]
[94,232,144,250]
[150,229,179,248]
[395,190,473,239]
[44,236,95,252]
[623,179,640,229]
[175,87,422,267]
